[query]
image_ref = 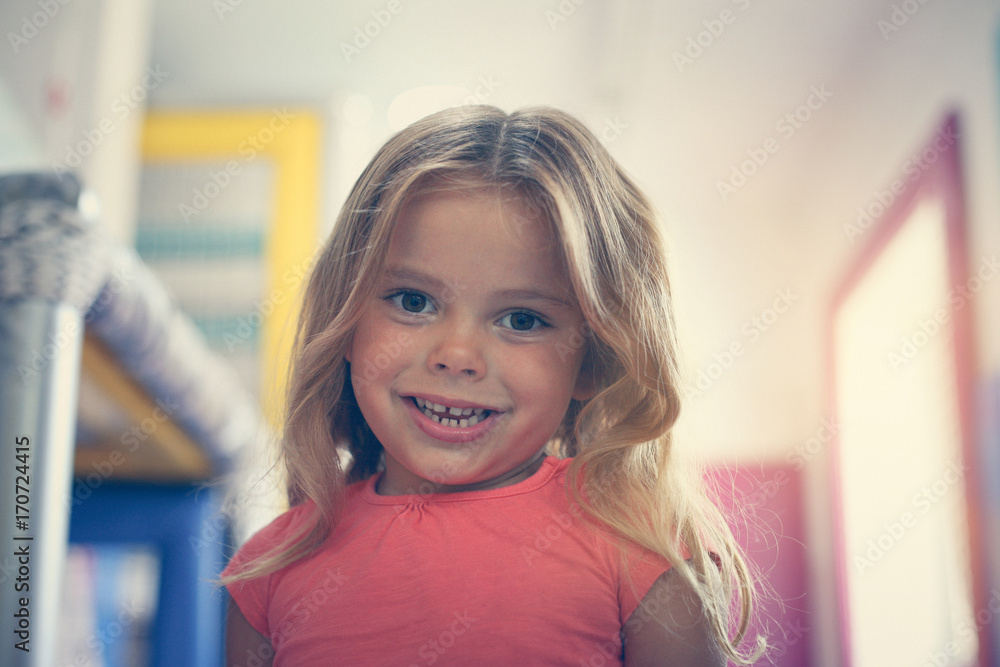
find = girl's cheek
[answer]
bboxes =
[370,321,418,368]
[348,315,416,385]
[509,346,576,387]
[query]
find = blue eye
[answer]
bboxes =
[499,311,548,332]
[388,291,434,314]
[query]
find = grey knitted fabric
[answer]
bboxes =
[0,173,109,311]
[85,243,257,472]
[0,172,258,473]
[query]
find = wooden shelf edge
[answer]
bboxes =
[77,333,214,481]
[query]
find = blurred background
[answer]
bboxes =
[1,0,999,665]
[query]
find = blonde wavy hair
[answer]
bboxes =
[223,105,765,663]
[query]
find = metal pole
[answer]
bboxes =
[0,302,83,667]
[0,174,107,667]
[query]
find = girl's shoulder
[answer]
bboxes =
[225,500,319,573]
[229,475,377,561]
[254,498,317,539]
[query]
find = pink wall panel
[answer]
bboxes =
[707,462,811,666]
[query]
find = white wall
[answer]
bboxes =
[0,0,154,244]
[0,75,43,171]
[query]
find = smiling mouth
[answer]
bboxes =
[410,397,494,428]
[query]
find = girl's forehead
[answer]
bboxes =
[383,187,574,299]
[391,185,556,246]
[402,182,539,214]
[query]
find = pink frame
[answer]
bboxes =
[827,113,991,666]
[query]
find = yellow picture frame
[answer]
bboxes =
[141,110,322,426]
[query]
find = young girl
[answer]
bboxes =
[222,105,765,665]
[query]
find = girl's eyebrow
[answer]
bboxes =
[383,266,443,289]
[493,288,575,311]
[384,265,575,311]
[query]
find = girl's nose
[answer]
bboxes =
[426,325,486,379]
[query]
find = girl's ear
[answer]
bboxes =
[572,346,598,402]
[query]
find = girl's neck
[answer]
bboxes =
[376,448,549,496]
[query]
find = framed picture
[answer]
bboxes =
[829,113,991,666]
[138,110,322,423]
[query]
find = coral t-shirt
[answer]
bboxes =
[223,455,674,666]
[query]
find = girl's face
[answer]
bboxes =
[347,186,592,494]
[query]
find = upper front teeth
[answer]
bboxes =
[415,397,484,416]
[414,396,491,427]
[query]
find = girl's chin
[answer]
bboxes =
[380,456,482,493]
[395,451,543,494]
[410,465,485,489]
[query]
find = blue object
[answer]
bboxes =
[69,482,230,667]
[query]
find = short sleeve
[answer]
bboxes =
[616,540,679,627]
[563,459,691,626]
[222,503,313,637]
